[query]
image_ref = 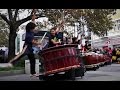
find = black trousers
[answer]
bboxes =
[11,52,36,74]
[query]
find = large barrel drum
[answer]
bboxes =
[98,55,104,63]
[84,54,99,65]
[104,55,112,65]
[40,44,80,75]
[83,52,99,70]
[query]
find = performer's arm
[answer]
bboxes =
[51,39,61,45]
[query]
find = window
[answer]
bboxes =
[22,33,26,41]
[16,35,20,53]
[118,20,120,23]
[118,24,120,30]
[115,19,120,30]
[113,24,116,30]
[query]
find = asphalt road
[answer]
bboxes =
[0,63,120,81]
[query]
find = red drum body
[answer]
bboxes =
[41,44,80,75]
[98,55,105,63]
[84,55,99,65]
[104,55,112,63]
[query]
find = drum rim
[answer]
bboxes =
[41,44,78,52]
[41,47,76,55]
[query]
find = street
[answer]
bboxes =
[0,63,120,81]
[78,64,120,81]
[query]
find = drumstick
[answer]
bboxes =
[40,32,47,43]
[6,32,47,65]
[9,45,28,63]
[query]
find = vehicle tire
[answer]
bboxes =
[39,75,52,81]
[96,65,99,69]
[93,67,97,71]
[39,75,44,81]
[75,67,85,77]
[65,68,75,80]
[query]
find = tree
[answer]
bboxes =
[0,17,9,47]
[41,9,116,37]
[0,30,9,47]
[84,9,116,36]
[0,9,45,61]
[0,9,116,62]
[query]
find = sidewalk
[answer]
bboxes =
[0,63,25,77]
[76,63,120,81]
[0,74,40,81]
[1,63,120,81]
[0,69,25,77]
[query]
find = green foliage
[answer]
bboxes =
[41,9,116,37]
[13,56,27,67]
[0,17,9,47]
[0,67,24,71]
[0,9,117,61]
[85,9,116,36]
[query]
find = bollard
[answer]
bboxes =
[25,59,40,74]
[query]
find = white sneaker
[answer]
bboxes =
[30,74,40,77]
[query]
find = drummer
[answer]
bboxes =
[48,27,62,47]
[48,22,64,48]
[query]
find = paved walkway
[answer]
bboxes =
[0,74,40,81]
[0,63,120,81]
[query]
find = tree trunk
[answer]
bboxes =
[8,25,17,62]
[105,30,108,36]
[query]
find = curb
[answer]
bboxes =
[0,69,25,77]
